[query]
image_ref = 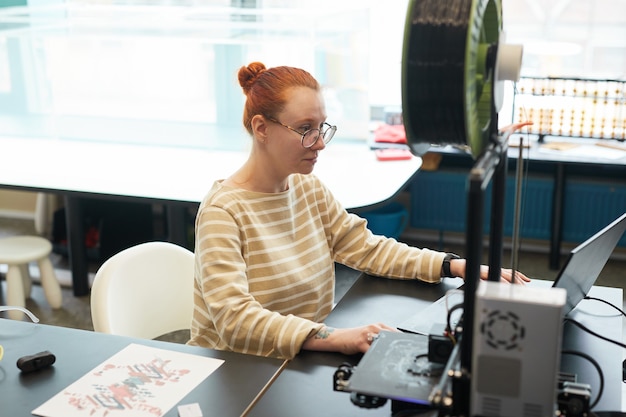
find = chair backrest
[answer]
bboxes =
[90,241,195,339]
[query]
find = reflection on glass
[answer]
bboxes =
[0,2,369,150]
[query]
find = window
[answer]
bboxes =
[1,1,624,148]
[0,0,369,148]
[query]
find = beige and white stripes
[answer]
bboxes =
[188,174,445,359]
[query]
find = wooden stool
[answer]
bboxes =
[0,236,62,320]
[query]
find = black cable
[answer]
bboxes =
[584,296,626,316]
[446,302,464,338]
[564,317,626,349]
[561,350,604,410]
[562,316,625,410]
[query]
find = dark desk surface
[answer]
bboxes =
[0,319,286,417]
[249,275,463,417]
[249,274,624,416]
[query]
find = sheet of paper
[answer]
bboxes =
[32,343,224,417]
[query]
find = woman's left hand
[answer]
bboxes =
[449,258,531,284]
[480,265,531,284]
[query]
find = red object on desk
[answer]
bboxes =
[375,148,413,161]
[374,124,407,144]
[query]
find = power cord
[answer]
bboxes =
[584,296,626,317]
[563,318,626,350]
[561,350,604,410]
[562,312,625,412]
[445,303,464,344]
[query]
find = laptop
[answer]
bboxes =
[398,212,626,335]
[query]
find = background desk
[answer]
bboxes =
[415,137,626,269]
[249,274,624,416]
[0,136,422,295]
[0,319,286,417]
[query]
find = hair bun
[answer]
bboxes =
[238,62,267,94]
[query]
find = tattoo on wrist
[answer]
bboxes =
[315,326,335,339]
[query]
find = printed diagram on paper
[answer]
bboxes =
[32,343,224,417]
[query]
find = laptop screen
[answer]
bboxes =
[553,212,626,315]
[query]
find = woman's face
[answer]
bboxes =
[267,86,328,176]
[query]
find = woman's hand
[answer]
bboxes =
[487,266,531,284]
[450,258,531,284]
[302,323,398,356]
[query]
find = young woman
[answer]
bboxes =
[187,62,529,359]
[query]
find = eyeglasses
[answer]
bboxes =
[265,116,337,148]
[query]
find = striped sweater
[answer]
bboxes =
[188,173,445,359]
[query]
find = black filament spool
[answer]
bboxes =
[402,0,502,158]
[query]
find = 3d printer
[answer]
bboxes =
[331,1,576,416]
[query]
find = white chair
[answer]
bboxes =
[0,235,62,320]
[90,241,195,339]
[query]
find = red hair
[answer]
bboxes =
[238,62,320,135]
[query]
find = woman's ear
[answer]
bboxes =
[251,114,269,144]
